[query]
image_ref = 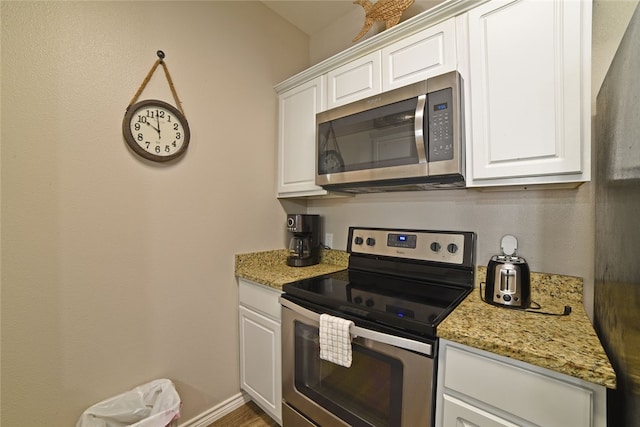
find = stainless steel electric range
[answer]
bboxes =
[280,226,476,427]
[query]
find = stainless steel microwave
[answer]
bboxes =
[316,71,464,193]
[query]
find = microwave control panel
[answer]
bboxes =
[427,87,454,162]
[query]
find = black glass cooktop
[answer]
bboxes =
[282,268,472,338]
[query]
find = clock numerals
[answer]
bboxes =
[123,99,190,162]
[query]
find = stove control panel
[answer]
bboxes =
[348,227,471,265]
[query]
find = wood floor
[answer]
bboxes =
[207,401,279,427]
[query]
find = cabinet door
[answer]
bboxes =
[277,76,327,197]
[442,394,519,427]
[327,51,382,109]
[435,340,605,427]
[239,305,282,423]
[466,0,589,184]
[382,18,457,91]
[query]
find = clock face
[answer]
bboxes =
[122,99,190,162]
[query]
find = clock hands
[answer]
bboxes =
[124,100,189,162]
[144,121,160,133]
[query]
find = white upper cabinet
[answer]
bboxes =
[327,51,382,110]
[274,0,593,197]
[464,0,591,186]
[326,17,458,109]
[277,76,327,198]
[382,18,457,91]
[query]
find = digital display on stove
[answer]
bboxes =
[387,233,417,249]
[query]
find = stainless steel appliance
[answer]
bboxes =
[315,71,464,193]
[287,214,320,267]
[594,4,640,425]
[280,226,476,426]
[484,235,531,308]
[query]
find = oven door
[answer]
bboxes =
[281,298,436,427]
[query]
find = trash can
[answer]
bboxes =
[76,378,181,427]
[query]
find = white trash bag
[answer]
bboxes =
[76,378,181,427]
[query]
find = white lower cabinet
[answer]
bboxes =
[238,279,283,424]
[436,339,606,427]
[442,394,518,427]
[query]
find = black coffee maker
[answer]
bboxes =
[286,214,320,267]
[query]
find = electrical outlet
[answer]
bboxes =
[325,233,334,249]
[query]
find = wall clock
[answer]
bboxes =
[122,99,190,162]
[123,51,190,162]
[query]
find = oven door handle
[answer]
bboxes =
[280,298,433,357]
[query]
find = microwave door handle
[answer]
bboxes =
[280,297,433,357]
[414,94,428,164]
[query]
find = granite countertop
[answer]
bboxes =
[235,249,348,290]
[439,267,616,389]
[235,251,616,389]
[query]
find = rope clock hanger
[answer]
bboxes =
[122,50,191,162]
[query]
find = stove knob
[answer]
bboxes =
[365,299,374,307]
[354,236,364,245]
[354,296,363,305]
[366,237,376,246]
[447,243,458,254]
[430,242,441,252]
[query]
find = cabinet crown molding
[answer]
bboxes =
[274,0,488,94]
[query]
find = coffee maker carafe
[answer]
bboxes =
[286,214,320,267]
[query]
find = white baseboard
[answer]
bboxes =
[178,392,251,427]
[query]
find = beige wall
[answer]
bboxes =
[1,1,307,425]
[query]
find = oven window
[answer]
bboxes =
[317,98,421,175]
[294,321,403,427]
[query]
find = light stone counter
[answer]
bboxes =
[234,249,348,290]
[235,252,615,388]
[438,267,616,389]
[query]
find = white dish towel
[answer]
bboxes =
[319,313,354,368]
